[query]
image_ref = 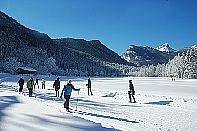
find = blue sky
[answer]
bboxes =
[0,0,197,55]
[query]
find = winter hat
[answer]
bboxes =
[68,79,72,83]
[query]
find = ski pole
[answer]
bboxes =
[76,90,79,111]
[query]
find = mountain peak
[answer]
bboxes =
[156,43,176,53]
[121,44,177,66]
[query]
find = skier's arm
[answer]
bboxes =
[71,86,80,91]
[53,82,55,88]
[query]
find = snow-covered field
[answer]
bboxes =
[0,74,197,131]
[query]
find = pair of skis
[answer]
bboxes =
[67,108,83,113]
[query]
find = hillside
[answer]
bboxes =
[0,11,130,76]
[53,38,129,65]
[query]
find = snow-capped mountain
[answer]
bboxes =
[156,43,176,53]
[121,45,177,66]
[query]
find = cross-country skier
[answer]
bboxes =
[60,80,80,111]
[53,77,60,97]
[18,77,24,93]
[170,74,175,81]
[27,77,34,97]
[86,78,93,95]
[128,80,136,103]
[41,78,45,89]
[35,77,39,89]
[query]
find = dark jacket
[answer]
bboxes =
[18,78,24,86]
[129,83,135,95]
[53,80,60,90]
[36,78,39,84]
[87,78,91,88]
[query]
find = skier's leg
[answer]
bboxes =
[132,95,136,103]
[64,101,66,108]
[29,88,32,97]
[28,89,30,97]
[65,99,69,110]
[64,95,68,109]
[67,98,70,110]
[88,88,90,95]
[65,95,70,111]
[90,88,93,95]
[63,95,67,108]
[19,86,22,93]
[128,91,131,102]
[129,94,132,102]
[21,85,24,93]
[31,88,33,96]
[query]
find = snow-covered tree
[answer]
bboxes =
[3,57,20,74]
[183,46,197,79]
[44,57,59,75]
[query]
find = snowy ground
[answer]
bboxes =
[0,74,197,131]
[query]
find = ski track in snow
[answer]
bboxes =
[0,74,197,130]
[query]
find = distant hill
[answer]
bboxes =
[53,38,130,65]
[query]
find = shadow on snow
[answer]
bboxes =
[0,89,20,123]
[76,110,140,124]
[144,101,173,105]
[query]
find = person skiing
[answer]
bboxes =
[86,78,93,96]
[27,77,34,97]
[128,80,136,103]
[18,77,24,93]
[53,77,60,97]
[41,78,45,89]
[35,77,39,88]
[60,80,80,111]
[170,74,175,81]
